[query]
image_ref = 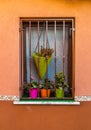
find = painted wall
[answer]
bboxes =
[0,0,91,96]
[0,101,91,130]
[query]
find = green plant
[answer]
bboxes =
[31,81,38,88]
[55,72,69,89]
[24,81,38,89]
[40,78,52,89]
[24,83,31,89]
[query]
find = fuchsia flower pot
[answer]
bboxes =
[29,88,38,98]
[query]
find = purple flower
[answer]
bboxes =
[31,76,35,80]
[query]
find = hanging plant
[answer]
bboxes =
[33,21,54,79]
[41,47,54,57]
[33,47,54,79]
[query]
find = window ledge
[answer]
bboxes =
[13,100,80,105]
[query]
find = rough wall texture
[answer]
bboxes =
[0,0,91,96]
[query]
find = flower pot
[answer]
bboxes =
[40,89,50,98]
[33,53,52,79]
[29,88,38,98]
[56,88,64,98]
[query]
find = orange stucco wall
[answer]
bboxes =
[0,0,91,96]
[0,101,91,130]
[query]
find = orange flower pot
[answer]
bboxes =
[40,89,50,98]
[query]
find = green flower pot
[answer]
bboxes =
[56,88,64,98]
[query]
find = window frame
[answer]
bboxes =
[19,17,75,100]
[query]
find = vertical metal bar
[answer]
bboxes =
[19,21,22,98]
[26,26,30,83]
[29,21,32,84]
[21,29,24,92]
[38,21,40,97]
[38,21,40,59]
[72,19,75,98]
[54,21,57,95]
[46,20,48,97]
[62,21,65,76]
[46,21,48,50]
[20,21,24,98]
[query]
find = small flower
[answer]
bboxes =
[31,75,35,80]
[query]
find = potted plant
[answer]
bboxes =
[40,78,52,98]
[40,47,54,57]
[55,72,68,98]
[63,83,72,97]
[33,46,54,79]
[24,80,38,99]
[29,81,39,98]
[23,83,30,97]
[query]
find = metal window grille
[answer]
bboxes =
[19,18,75,100]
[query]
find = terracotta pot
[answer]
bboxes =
[29,88,38,98]
[40,89,50,98]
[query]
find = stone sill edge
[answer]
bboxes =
[13,100,80,105]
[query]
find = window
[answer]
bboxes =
[19,17,75,100]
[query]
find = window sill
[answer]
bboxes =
[13,100,80,105]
